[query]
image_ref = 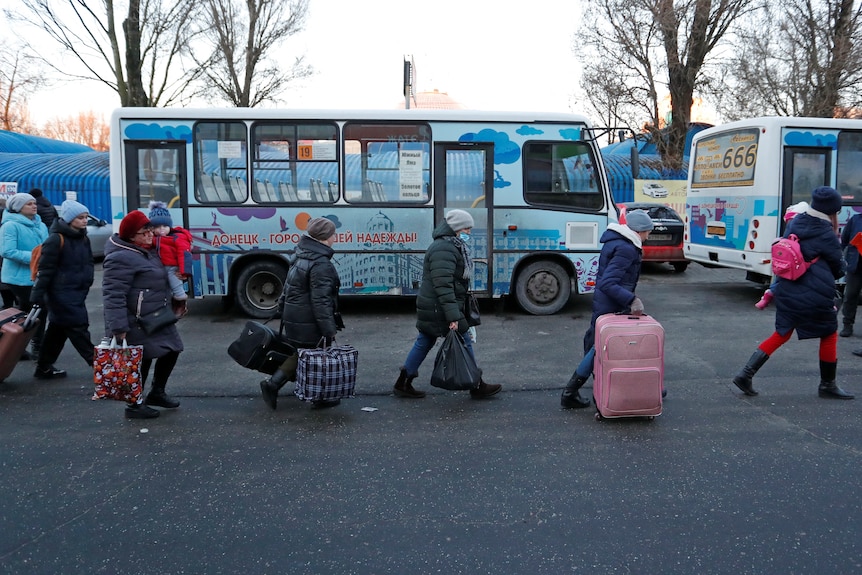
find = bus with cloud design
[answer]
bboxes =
[110,108,618,317]
[685,116,862,284]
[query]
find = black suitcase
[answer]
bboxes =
[228,320,295,375]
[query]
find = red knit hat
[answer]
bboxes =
[118,211,151,240]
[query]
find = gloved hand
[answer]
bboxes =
[630,297,644,316]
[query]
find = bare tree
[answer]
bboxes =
[579,0,757,169]
[0,43,44,132]
[716,0,862,119]
[189,0,312,107]
[5,0,198,107]
[41,110,110,151]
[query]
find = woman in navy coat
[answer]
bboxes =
[561,210,654,408]
[733,186,853,399]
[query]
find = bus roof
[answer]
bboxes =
[694,116,862,139]
[109,107,593,125]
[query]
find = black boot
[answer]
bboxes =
[840,324,853,337]
[260,368,288,410]
[561,373,590,408]
[732,349,769,396]
[818,361,854,399]
[470,379,502,399]
[125,403,160,419]
[393,368,425,398]
[145,382,180,408]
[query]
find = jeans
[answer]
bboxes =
[575,346,596,379]
[403,330,476,377]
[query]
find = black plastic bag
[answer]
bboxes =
[430,330,482,390]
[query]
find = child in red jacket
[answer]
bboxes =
[148,201,192,311]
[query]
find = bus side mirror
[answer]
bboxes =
[631,146,640,179]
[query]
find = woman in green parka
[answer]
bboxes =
[393,209,501,400]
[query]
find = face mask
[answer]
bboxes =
[459,232,471,242]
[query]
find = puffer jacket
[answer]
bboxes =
[415,221,470,337]
[840,212,862,275]
[280,235,340,348]
[154,227,193,275]
[102,234,183,360]
[774,212,844,339]
[0,211,48,287]
[30,219,94,326]
[583,223,643,352]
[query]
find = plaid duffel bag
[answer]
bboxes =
[294,343,358,402]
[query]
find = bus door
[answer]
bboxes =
[433,143,494,295]
[781,146,831,231]
[123,141,187,212]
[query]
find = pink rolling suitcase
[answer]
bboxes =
[593,312,663,420]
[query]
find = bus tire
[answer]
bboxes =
[235,261,287,319]
[515,261,571,315]
[672,261,689,272]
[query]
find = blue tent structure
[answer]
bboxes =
[0,130,93,154]
[600,122,712,204]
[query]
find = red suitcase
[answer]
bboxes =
[593,312,663,420]
[0,307,40,382]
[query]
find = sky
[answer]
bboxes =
[21,0,584,123]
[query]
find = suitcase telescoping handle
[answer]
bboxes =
[22,305,41,331]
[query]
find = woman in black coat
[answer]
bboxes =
[30,200,95,379]
[259,217,342,410]
[102,211,185,419]
[392,209,501,400]
[733,186,853,399]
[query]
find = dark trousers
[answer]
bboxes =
[140,350,180,392]
[38,322,94,369]
[842,272,862,326]
[8,284,45,350]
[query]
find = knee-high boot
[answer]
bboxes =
[259,368,288,411]
[818,361,854,399]
[561,372,590,409]
[732,349,769,396]
[393,367,425,398]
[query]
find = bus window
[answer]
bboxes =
[252,122,338,203]
[343,122,431,203]
[837,131,862,204]
[194,122,248,203]
[523,142,602,210]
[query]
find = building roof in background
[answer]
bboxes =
[602,122,713,157]
[0,130,93,154]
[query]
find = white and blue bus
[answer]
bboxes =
[685,116,862,283]
[109,108,620,317]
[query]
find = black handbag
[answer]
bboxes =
[228,319,295,375]
[136,305,178,335]
[465,293,481,326]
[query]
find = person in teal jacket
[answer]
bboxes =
[0,193,48,358]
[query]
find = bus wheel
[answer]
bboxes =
[515,261,571,315]
[235,261,286,319]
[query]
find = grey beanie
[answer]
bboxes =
[7,193,35,213]
[307,217,336,241]
[625,209,655,232]
[445,209,474,232]
[61,200,89,223]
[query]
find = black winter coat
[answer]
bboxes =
[415,221,470,337]
[583,224,643,352]
[102,234,183,359]
[30,219,94,326]
[774,213,844,339]
[280,235,340,348]
[35,196,58,228]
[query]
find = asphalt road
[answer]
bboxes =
[2,262,862,574]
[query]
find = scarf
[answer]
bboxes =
[446,235,473,280]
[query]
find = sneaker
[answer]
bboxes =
[125,403,160,419]
[34,366,67,379]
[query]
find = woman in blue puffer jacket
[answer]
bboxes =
[733,186,852,399]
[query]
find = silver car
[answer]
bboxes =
[87,215,112,260]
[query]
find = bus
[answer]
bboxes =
[685,116,862,283]
[109,108,620,318]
